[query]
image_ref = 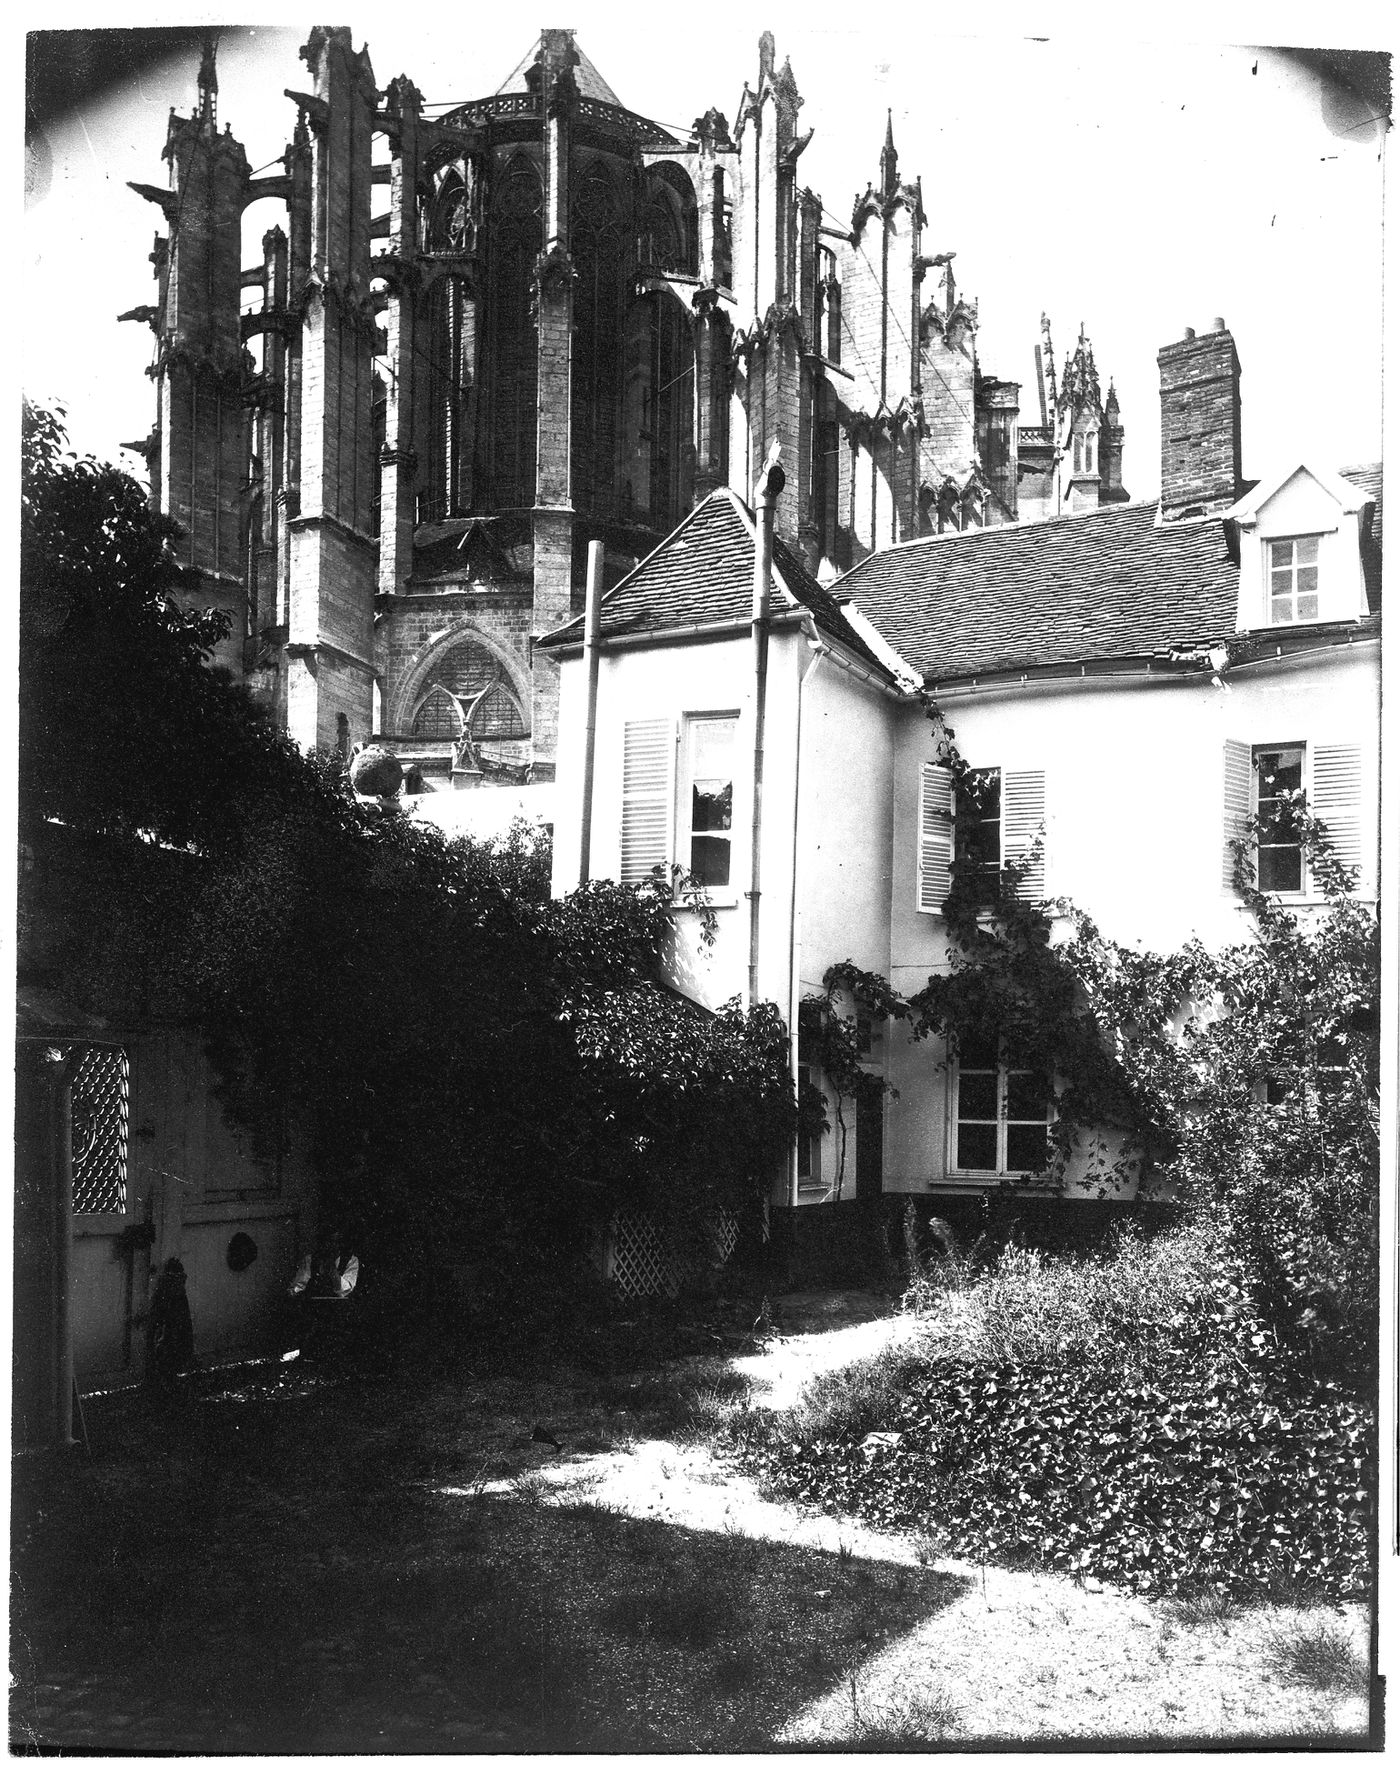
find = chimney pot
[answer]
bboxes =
[1211,316,1226,333]
[1183,326,1196,341]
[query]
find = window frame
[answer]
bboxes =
[916,763,1046,913]
[1263,532,1322,627]
[1252,741,1306,896]
[948,1036,1054,1181]
[680,710,739,895]
[1224,739,1367,902]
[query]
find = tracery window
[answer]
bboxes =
[484,155,543,510]
[571,161,625,516]
[423,173,475,520]
[410,640,529,742]
[638,166,698,276]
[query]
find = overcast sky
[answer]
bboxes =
[22,3,1391,501]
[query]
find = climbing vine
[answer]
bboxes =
[805,706,1379,1376]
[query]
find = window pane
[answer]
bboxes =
[691,778,732,832]
[1006,1071,1051,1120]
[1270,540,1292,567]
[1271,597,1293,624]
[958,1074,999,1121]
[957,1124,997,1171]
[1298,594,1318,621]
[690,717,735,776]
[690,835,731,886]
[1271,569,1293,597]
[1297,537,1319,564]
[1297,567,1318,594]
[1257,749,1303,795]
[1258,846,1303,894]
[1006,1125,1049,1175]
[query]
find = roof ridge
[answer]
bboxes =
[832,499,1165,588]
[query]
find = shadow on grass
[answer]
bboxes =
[10,1366,969,1755]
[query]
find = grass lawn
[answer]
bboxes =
[9,1334,963,1755]
[8,1278,1378,1754]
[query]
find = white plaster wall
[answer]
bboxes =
[550,631,805,1014]
[789,651,901,1202]
[882,644,1379,1200]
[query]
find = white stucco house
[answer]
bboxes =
[541,322,1381,1237]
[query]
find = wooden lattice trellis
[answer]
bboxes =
[608,1208,743,1300]
[71,1046,129,1216]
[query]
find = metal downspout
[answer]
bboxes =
[578,540,604,885]
[788,617,830,1204]
[748,449,785,1007]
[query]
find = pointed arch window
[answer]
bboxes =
[571,160,626,516]
[622,293,695,532]
[638,165,698,276]
[422,171,477,521]
[484,154,543,510]
[411,639,530,742]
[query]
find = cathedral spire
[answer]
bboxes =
[880,109,898,201]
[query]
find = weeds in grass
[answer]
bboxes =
[838,1671,962,1750]
[1263,1620,1369,1696]
[1164,1590,1232,1630]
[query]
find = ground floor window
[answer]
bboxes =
[951,1034,1051,1177]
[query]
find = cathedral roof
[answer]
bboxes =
[494,35,626,108]
[835,467,1382,685]
[539,489,896,680]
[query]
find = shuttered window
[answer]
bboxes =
[919,763,1046,911]
[620,718,673,885]
[1311,744,1365,885]
[917,763,953,912]
[1224,739,1370,898]
[1002,770,1047,899]
[1223,739,1253,892]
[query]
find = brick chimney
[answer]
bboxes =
[1157,319,1242,519]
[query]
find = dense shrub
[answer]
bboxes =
[744,1224,1373,1600]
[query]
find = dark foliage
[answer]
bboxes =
[18,408,797,1337]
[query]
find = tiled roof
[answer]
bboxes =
[540,489,897,681]
[835,467,1382,683]
[1341,463,1384,609]
[494,36,626,108]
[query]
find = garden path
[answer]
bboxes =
[498,1290,1372,1746]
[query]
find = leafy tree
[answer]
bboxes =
[19,407,799,1336]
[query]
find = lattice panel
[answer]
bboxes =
[709,1210,740,1268]
[610,1212,680,1301]
[71,1047,129,1215]
[609,1210,741,1300]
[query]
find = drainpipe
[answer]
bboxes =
[749,448,785,1007]
[578,539,604,886]
[788,617,830,1202]
[52,1049,79,1447]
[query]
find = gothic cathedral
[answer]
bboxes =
[124,27,1127,788]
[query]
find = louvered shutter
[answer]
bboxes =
[1311,744,1366,889]
[917,764,953,912]
[1222,739,1252,894]
[1002,769,1047,899]
[620,718,673,884]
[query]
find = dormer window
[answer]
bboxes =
[1268,535,1321,625]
